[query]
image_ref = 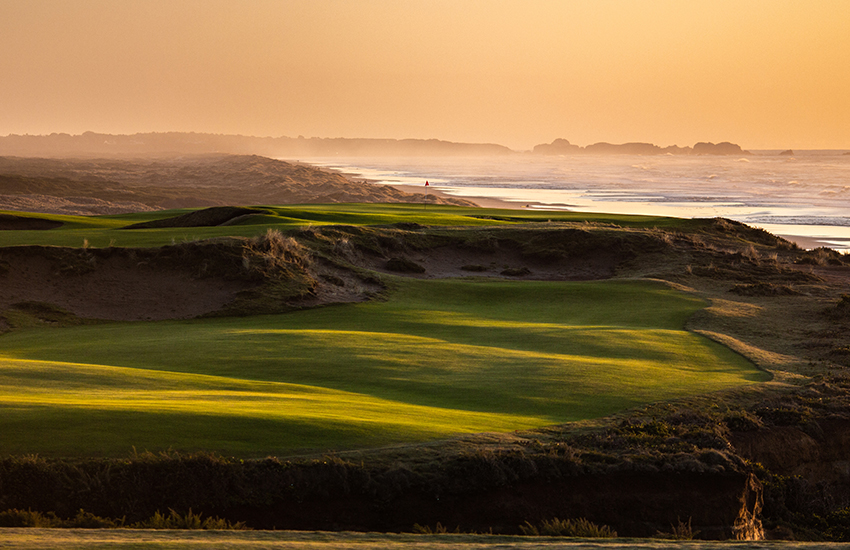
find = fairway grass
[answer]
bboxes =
[0,279,769,457]
[0,203,703,248]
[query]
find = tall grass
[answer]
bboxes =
[519,517,617,538]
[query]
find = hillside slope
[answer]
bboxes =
[0,154,472,215]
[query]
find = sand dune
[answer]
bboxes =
[0,154,474,215]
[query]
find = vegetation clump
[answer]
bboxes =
[0,507,246,530]
[656,517,700,540]
[828,294,850,319]
[519,517,617,538]
[500,266,531,276]
[131,508,248,530]
[729,283,801,296]
[385,256,425,273]
[795,247,848,266]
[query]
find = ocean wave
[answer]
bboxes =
[746,216,850,227]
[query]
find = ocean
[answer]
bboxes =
[310,152,850,252]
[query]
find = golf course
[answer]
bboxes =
[0,205,770,457]
[2,200,848,538]
[0,275,766,456]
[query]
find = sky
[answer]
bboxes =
[1,0,848,151]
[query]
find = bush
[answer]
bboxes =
[656,517,700,540]
[0,509,63,527]
[131,509,247,530]
[500,266,531,277]
[385,257,425,273]
[520,517,617,538]
[411,522,457,534]
[755,407,810,426]
[723,410,763,432]
[0,508,120,528]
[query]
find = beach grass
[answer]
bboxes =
[0,278,768,457]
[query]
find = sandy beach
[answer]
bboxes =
[390,184,844,251]
[389,183,533,210]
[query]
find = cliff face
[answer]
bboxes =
[731,418,850,487]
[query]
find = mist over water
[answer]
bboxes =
[312,153,850,251]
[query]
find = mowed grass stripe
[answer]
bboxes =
[0,358,543,456]
[0,203,701,248]
[0,279,769,456]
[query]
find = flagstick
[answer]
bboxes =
[424,180,429,209]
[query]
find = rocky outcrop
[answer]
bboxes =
[532,138,581,154]
[780,149,794,156]
[532,139,747,155]
[693,141,750,155]
[584,142,663,155]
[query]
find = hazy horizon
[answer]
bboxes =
[2,1,848,151]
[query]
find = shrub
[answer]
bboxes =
[520,517,617,538]
[131,508,247,530]
[656,517,700,540]
[755,407,809,426]
[729,283,801,296]
[723,410,763,432]
[411,522,457,534]
[385,257,425,273]
[0,509,63,528]
[0,509,120,528]
[500,266,531,277]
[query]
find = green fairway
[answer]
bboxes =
[0,204,703,248]
[0,278,768,457]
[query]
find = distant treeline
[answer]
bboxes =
[0,132,750,158]
[0,132,512,158]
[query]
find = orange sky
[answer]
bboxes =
[1,0,848,150]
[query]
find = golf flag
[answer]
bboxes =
[425,181,429,186]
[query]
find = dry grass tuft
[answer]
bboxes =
[520,517,617,538]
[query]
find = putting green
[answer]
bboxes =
[0,278,768,457]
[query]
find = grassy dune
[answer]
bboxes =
[0,278,768,457]
[0,204,700,247]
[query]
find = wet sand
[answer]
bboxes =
[389,184,533,210]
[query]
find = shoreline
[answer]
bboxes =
[389,184,846,251]
[390,183,544,210]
